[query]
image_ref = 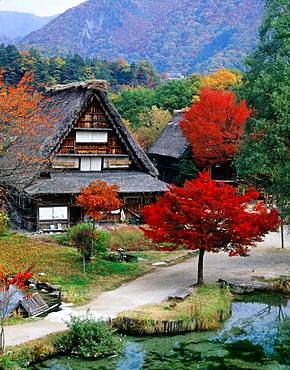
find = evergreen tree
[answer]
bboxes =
[60,54,87,83]
[2,45,23,84]
[175,159,199,186]
[236,0,290,245]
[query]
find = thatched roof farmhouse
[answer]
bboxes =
[13,80,167,231]
[147,110,192,183]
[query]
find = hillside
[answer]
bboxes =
[0,11,55,40]
[22,0,264,73]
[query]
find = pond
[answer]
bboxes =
[36,294,290,370]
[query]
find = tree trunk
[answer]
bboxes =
[281,223,284,249]
[0,326,4,354]
[83,256,86,276]
[197,249,205,285]
[91,219,95,258]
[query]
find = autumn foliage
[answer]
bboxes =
[180,88,252,166]
[201,68,241,90]
[0,71,53,185]
[143,172,280,285]
[76,180,122,221]
[0,266,33,353]
[0,266,32,295]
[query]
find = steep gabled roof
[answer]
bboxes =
[147,110,190,159]
[41,80,158,177]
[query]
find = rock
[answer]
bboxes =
[152,261,168,266]
[252,281,271,291]
[37,282,53,292]
[29,283,37,289]
[232,286,253,294]
[60,302,74,308]
[49,284,61,291]
[49,291,61,298]
[27,278,38,285]
[38,272,46,276]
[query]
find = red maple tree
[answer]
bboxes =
[0,266,33,353]
[180,88,252,166]
[76,180,122,222]
[143,172,280,285]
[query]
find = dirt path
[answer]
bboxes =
[5,230,290,347]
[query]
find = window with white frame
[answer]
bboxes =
[76,131,108,143]
[80,157,102,171]
[39,207,68,220]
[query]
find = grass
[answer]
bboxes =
[115,284,233,334]
[250,275,290,294]
[2,316,41,327]
[0,232,192,305]
[0,333,59,370]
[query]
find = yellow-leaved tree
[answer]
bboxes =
[201,68,241,90]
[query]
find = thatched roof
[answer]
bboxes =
[46,80,108,93]
[41,80,158,177]
[147,111,190,159]
[26,171,168,195]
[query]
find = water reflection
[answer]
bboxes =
[37,294,290,370]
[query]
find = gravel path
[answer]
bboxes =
[5,229,290,347]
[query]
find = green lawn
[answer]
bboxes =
[0,233,190,305]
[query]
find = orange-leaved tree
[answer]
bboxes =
[180,88,252,166]
[0,71,53,188]
[76,180,122,264]
[76,180,122,222]
[0,266,33,353]
[142,172,280,285]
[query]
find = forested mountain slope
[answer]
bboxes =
[0,11,55,39]
[23,0,264,73]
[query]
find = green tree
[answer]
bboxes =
[131,60,160,87]
[155,78,199,112]
[111,58,132,86]
[48,56,65,84]
[175,159,199,186]
[93,61,114,85]
[2,45,22,84]
[236,0,290,247]
[60,54,87,83]
[135,106,172,150]
[110,87,155,128]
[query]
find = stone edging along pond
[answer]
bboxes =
[113,279,290,336]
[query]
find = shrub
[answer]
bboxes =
[53,314,123,359]
[66,223,110,259]
[0,210,9,236]
[52,232,70,246]
[67,223,93,260]
[94,229,110,255]
[108,225,152,251]
[0,338,55,369]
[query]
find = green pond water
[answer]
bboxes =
[36,294,290,370]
